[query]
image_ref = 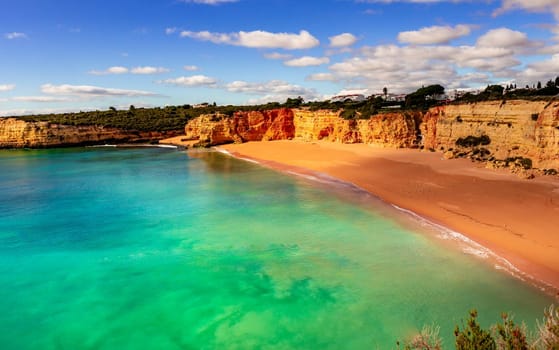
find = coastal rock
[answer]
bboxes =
[422,100,559,169]
[0,118,171,148]
[184,109,295,146]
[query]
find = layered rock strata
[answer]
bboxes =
[0,118,171,148]
[183,100,559,173]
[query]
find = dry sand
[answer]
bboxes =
[219,140,559,294]
[159,136,199,148]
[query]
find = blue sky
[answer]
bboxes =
[1,0,558,116]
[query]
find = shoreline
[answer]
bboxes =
[216,140,559,297]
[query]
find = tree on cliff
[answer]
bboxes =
[383,87,388,100]
[404,84,445,109]
[284,96,304,108]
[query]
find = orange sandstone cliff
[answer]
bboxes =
[183,100,559,172]
[184,108,295,146]
[0,118,171,148]
[422,100,559,171]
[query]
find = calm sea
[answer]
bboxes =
[0,147,554,349]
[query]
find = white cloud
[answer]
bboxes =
[183,65,200,71]
[476,28,533,48]
[264,52,293,60]
[89,66,129,75]
[284,56,330,67]
[11,96,70,103]
[165,27,178,35]
[0,84,15,92]
[179,29,319,49]
[41,84,158,97]
[158,75,217,87]
[494,0,559,19]
[517,54,559,82]
[4,32,27,40]
[306,73,335,81]
[398,25,472,45]
[228,80,321,104]
[179,0,238,4]
[226,79,318,97]
[329,33,358,47]
[130,66,170,74]
[90,66,169,75]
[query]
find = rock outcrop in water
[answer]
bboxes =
[183,100,559,174]
[0,118,172,148]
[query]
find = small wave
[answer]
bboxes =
[388,203,559,294]
[215,148,231,156]
[156,144,178,149]
[87,144,117,148]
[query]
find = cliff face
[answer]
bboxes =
[422,100,559,169]
[293,110,420,147]
[0,118,170,148]
[183,100,559,173]
[184,109,295,146]
[185,108,420,148]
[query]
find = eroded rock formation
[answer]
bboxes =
[184,108,295,146]
[183,100,559,174]
[0,118,171,148]
[422,100,559,171]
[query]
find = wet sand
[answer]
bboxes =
[219,140,559,294]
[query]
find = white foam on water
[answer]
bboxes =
[156,144,178,149]
[87,144,117,148]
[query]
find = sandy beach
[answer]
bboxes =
[218,140,559,295]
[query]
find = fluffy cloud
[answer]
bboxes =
[183,65,200,71]
[225,80,316,97]
[41,84,158,97]
[0,84,15,92]
[89,66,169,75]
[476,28,533,48]
[284,56,330,67]
[398,25,472,45]
[226,80,319,101]
[4,32,27,40]
[130,66,170,74]
[89,66,129,75]
[316,28,527,93]
[494,0,559,19]
[517,54,559,82]
[158,75,217,87]
[329,33,358,47]
[180,30,319,49]
[264,52,293,60]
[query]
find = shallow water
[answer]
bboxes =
[0,147,554,349]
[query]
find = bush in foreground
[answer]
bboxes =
[400,305,559,350]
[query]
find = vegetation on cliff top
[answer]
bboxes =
[12,77,559,131]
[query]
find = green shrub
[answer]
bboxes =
[493,313,529,350]
[454,310,496,350]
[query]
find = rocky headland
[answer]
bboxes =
[0,118,176,148]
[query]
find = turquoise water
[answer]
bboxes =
[0,147,554,349]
